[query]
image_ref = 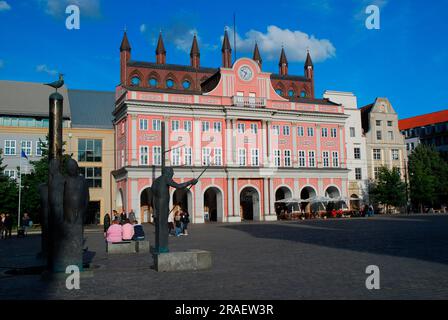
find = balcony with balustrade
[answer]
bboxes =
[232,96,266,108]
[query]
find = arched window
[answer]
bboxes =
[182,80,191,89]
[148,78,158,87]
[275,89,283,96]
[288,90,295,97]
[166,79,175,88]
[300,91,307,98]
[131,76,141,86]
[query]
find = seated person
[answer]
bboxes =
[106,220,123,243]
[122,218,135,241]
[132,220,145,241]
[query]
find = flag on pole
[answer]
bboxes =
[21,150,28,160]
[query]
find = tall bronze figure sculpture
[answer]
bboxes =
[41,75,89,273]
[151,167,197,253]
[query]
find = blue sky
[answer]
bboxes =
[0,0,447,119]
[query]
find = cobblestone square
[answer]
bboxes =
[1,215,448,299]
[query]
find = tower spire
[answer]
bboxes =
[120,30,131,85]
[279,46,288,75]
[120,30,131,52]
[221,28,232,68]
[253,42,262,69]
[156,31,166,64]
[190,34,200,69]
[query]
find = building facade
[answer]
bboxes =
[113,31,350,224]
[360,98,407,181]
[399,110,448,158]
[0,81,115,224]
[324,91,368,209]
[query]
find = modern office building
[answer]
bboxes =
[113,30,350,224]
[399,109,448,158]
[0,80,115,224]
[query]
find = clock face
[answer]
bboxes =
[238,66,253,81]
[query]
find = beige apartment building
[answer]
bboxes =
[360,98,407,185]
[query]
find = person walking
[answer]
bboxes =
[128,210,136,224]
[21,213,32,236]
[181,209,190,236]
[103,212,111,236]
[4,213,13,239]
[0,213,6,239]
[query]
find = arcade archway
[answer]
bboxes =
[140,187,153,223]
[300,186,317,213]
[172,188,193,217]
[275,186,293,215]
[203,187,224,222]
[240,186,260,221]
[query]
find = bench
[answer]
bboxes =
[106,240,150,254]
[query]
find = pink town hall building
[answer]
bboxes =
[112,30,349,224]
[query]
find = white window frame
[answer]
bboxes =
[355,168,362,180]
[152,119,161,131]
[171,147,181,166]
[152,146,162,165]
[202,147,211,166]
[21,140,32,157]
[139,146,149,165]
[284,150,291,167]
[250,123,258,135]
[139,119,148,131]
[307,127,314,137]
[392,149,399,161]
[184,147,192,166]
[350,127,356,138]
[4,140,16,156]
[298,126,304,137]
[298,150,306,167]
[251,148,259,166]
[213,122,222,133]
[283,126,290,136]
[202,121,210,132]
[373,149,381,160]
[214,147,222,166]
[4,169,16,180]
[237,123,245,134]
[331,128,337,138]
[332,151,339,167]
[274,149,281,167]
[272,125,280,136]
[171,120,180,132]
[183,121,192,132]
[322,151,330,167]
[238,148,246,166]
[308,151,316,167]
[321,128,328,138]
[354,148,361,160]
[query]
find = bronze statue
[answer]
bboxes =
[151,167,197,253]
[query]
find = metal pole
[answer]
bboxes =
[161,121,166,171]
[18,157,22,230]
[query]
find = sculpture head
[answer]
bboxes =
[162,167,174,178]
[66,159,79,177]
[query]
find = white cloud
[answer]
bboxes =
[0,60,4,68]
[0,1,11,11]
[36,64,58,76]
[38,0,101,18]
[225,25,335,63]
[140,24,147,33]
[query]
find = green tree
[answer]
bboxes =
[369,166,406,214]
[0,149,19,220]
[408,144,448,211]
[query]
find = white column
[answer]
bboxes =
[339,125,345,168]
[232,120,237,164]
[194,118,201,166]
[131,116,138,166]
[316,124,321,168]
[269,178,275,214]
[294,179,299,199]
[262,120,267,166]
[194,180,204,224]
[131,179,139,213]
[164,116,170,166]
[226,119,233,166]
[292,124,297,167]
[228,178,241,222]
[263,178,269,217]
[266,121,271,165]
[227,177,233,219]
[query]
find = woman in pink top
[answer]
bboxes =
[122,219,135,241]
[106,220,123,243]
